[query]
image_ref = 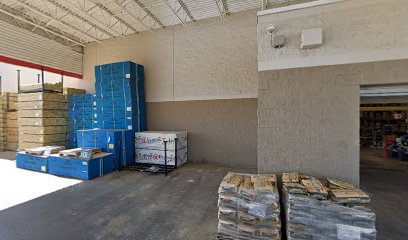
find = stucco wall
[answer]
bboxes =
[82,9,259,167]
[147,99,258,168]
[83,9,258,102]
[258,0,408,71]
[258,59,408,186]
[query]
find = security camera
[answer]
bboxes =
[267,25,276,35]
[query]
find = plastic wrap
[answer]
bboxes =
[282,173,376,240]
[217,172,281,240]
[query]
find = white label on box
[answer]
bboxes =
[126,107,132,111]
[128,125,132,130]
[41,166,46,172]
[82,162,88,166]
[127,117,132,120]
[94,114,98,118]
[125,74,130,78]
[337,224,361,240]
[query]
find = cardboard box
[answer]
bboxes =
[135,131,188,151]
[135,147,187,167]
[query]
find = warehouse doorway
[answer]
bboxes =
[360,85,408,171]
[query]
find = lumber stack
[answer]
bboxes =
[0,95,5,151]
[18,92,69,150]
[63,87,86,97]
[282,172,377,240]
[217,172,281,240]
[3,93,18,151]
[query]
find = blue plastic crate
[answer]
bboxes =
[94,61,146,132]
[16,153,48,173]
[76,129,134,168]
[48,152,115,180]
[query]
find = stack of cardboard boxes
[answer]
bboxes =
[18,92,69,150]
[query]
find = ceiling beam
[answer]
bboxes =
[163,0,188,25]
[92,2,138,33]
[0,3,84,46]
[12,0,101,43]
[113,0,153,32]
[45,0,116,38]
[214,0,229,18]
[130,0,165,29]
[176,0,194,21]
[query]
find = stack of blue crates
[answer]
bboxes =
[76,129,134,169]
[94,61,146,131]
[68,94,97,148]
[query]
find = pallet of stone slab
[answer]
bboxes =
[282,172,300,183]
[17,101,68,110]
[19,141,69,150]
[326,178,355,189]
[24,146,65,156]
[301,179,328,200]
[20,126,69,135]
[63,88,86,96]
[18,92,67,102]
[281,173,376,240]
[19,117,69,126]
[329,189,370,204]
[19,133,69,143]
[18,109,68,118]
[217,173,281,240]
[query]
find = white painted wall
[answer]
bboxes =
[0,63,89,93]
[83,9,258,102]
[258,0,408,71]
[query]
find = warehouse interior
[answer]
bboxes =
[0,0,407,239]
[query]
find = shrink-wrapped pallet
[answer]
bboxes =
[217,172,281,240]
[282,173,376,240]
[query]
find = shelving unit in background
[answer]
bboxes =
[360,103,408,148]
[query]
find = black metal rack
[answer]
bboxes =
[17,67,64,94]
[123,138,179,176]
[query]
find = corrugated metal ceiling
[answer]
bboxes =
[0,0,315,47]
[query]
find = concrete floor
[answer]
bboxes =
[360,148,408,240]
[0,150,406,239]
[0,162,256,240]
[0,158,81,211]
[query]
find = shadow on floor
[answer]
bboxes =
[360,148,408,240]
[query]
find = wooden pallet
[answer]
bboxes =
[59,148,101,158]
[24,146,65,156]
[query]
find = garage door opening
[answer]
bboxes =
[360,85,408,171]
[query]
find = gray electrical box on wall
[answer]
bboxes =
[272,35,285,48]
[301,27,323,49]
